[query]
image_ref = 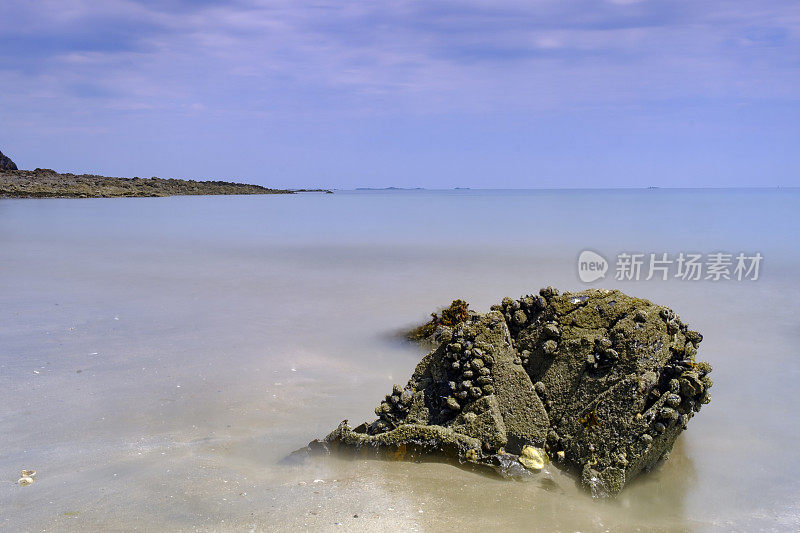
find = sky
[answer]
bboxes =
[0,0,798,189]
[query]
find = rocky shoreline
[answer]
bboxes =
[0,168,332,198]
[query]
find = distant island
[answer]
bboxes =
[353,187,473,191]
[355,186,425,191]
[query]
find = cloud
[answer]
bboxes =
[0,1,798,118]
[0,0,798,186]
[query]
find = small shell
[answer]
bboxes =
[400,389,414,404]
[665,394,682,408]
[18,476,34,486]
[446,397,461,411]
[21,469,36,477]
[518,446,548,471]
[543,324,561,338]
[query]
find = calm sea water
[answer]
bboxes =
[1,189,799,531]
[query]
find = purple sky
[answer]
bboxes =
[1,0,798,188]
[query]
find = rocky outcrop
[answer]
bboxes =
[0,168,333,198]
[0,150,17,171]
[303,288,712,496]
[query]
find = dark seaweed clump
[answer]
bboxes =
[406,299,469,342]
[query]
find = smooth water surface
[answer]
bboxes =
[2,189,799,531]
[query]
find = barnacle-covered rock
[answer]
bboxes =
[303,288,712,496]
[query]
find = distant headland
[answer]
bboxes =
[0,151,331,198]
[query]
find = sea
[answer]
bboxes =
[2,189,799,531]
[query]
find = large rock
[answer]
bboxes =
[0,150,17,171]
[304,288,712,496]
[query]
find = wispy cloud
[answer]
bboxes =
[3,1,798,113]
[0,0,798,185]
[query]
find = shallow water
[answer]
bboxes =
[1,189,799,531]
